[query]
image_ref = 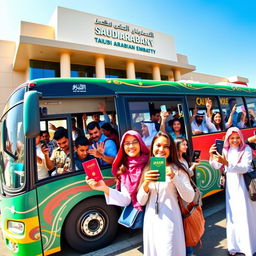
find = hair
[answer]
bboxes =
[138,131,187,189]
[40,130,49,136]
[168,118,185,135]
[87,121,100,131]
[75,136,90,148]
[211,112,224,130]
[53,127,68,140]
[174,137,190,165]
[101,122,118,136]
[150,109,160,116]
[150,131,186,171]
[228,98,236,105]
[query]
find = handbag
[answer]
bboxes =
[178,176,205,247]
[243,170,256,201]
[118,203,144,229]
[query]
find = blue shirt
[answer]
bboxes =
[91,134,117,165]
[74,152,95,170]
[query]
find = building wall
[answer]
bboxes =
[181,71,229,84]
[0,41,26,113]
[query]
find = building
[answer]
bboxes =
[0,6,248,113]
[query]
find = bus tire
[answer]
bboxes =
[63,197,119,253]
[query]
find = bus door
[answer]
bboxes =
[121,96,188,140]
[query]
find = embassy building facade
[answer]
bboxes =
[0,6,248,112]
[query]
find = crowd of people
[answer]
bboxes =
[35,102,256,256]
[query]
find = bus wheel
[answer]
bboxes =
[63,197,119,253]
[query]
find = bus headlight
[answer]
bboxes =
[7,220,25,235]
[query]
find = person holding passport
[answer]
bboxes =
[137,131,195,256]
[86,130,149,211]
[209,127,256,256]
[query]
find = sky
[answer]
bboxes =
[0,0,255,86]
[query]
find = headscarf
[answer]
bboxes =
[223,127,247,164]
[142,122,158,147]
[112,130,149,210]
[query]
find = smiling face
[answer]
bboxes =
[172,120,181,132]
[213,113,222,124]
[123,135,141,158]
[152,136,170,158]
[228,132,241,148]
[179,140,188,155]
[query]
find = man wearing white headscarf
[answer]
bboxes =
[141,122,157,147]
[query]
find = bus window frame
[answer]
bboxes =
[120,94,193,149]
[35,114,76,185]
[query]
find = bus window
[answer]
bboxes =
[187,96,222,135]
[245,97,256,127]
[220,97,248,129]
[127,99,186,144]
[2,104,25,189]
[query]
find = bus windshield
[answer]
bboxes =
[1,103,25,190]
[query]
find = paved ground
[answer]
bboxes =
[1,192,227,256]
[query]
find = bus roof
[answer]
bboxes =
[24,77,256,98]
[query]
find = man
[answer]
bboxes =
[71,117,84,141]
[87,121,117,165]
[191,110,209,135]
[42,128,71,175]
[82,103,111,133]
[40,130,57,156]
[150,109,161,131]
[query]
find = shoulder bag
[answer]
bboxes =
[243,169,256,201]
[178,177,205,247]
[118,203,144,229]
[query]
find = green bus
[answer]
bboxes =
[1,78,256,255]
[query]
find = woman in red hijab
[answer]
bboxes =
[86,130,149,211]
[209,127,256,256]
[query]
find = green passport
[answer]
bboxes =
[150,157,166,182]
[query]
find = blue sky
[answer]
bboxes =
[0,0,255,86]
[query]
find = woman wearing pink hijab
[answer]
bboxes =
[209,127,256,256]
[86,130,149,211]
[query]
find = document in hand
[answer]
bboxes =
[150,157,166,182]
[82,158,103,181]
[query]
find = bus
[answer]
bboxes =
[0,78,256,255]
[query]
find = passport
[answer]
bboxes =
[150,157,166,182]
[82,158,103,182]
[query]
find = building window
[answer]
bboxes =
[135,72,153,80]
[161,75,168,81]
[71,64,95,77]
[105,68,126,78]
[30,60,60,79]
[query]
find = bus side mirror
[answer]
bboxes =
[23,91,40,139]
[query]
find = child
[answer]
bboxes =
[74,136,95,170]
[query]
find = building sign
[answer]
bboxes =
[94,18,156,54]
[54,7,177,62]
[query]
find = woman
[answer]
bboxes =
[160,111,185,139]
[101,122,120,149]
[175,137,200,256]
[175,137,200,177]
[137,131,195,256]
[209,127,256,256]
[86,130,149,211]
[205,98,235,132]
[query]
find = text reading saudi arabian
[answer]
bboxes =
[94,18,156,55]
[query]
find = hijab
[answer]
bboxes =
[112,130,149,210]
[142,122,158,147]
[223,127,247,164]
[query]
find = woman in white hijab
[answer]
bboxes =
[141,122,157,147]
